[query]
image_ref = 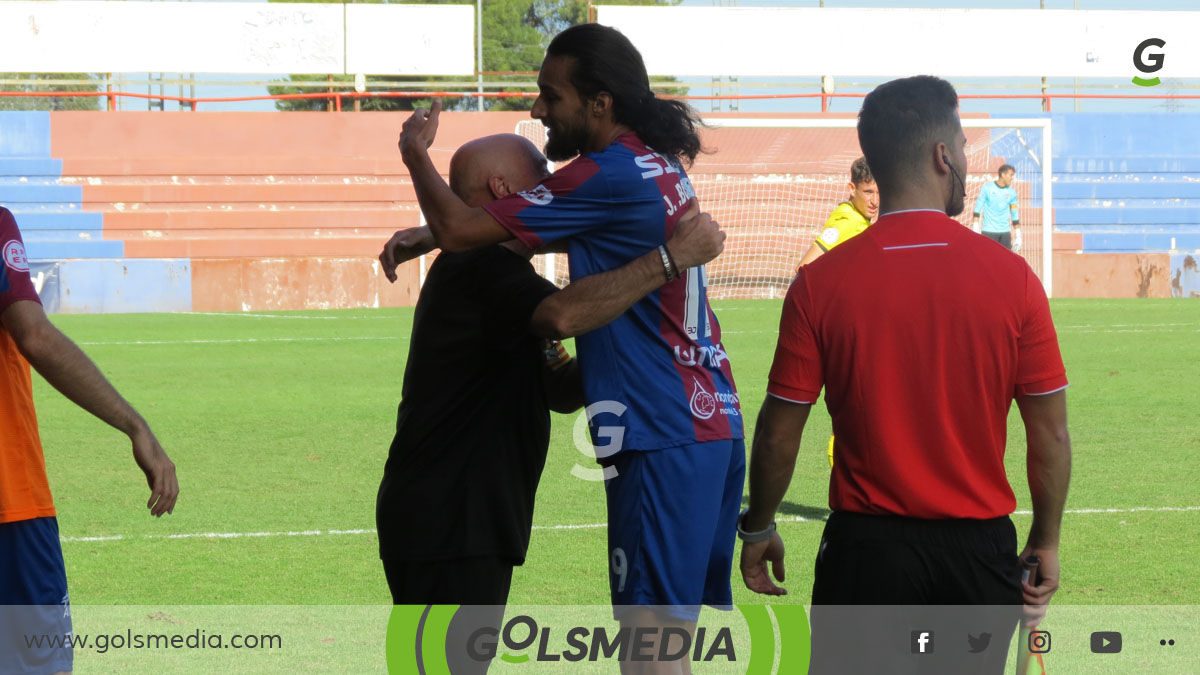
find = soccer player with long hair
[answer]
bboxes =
[392,23,743,675]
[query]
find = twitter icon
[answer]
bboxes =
[968,632,992,653]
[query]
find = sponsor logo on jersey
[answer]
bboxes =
[518,184,554,206]
[674,343,730,369]
[3,239,28,272]
[690,377,717,420]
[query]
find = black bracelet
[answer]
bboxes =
[657,245,677,282]
[664,244,680,280]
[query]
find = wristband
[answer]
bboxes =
[736,508,776,543]
[658,245,678,282]
[664,244,680,278]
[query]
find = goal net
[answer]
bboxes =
[516,117,1053,299]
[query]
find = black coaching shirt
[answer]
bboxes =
[376,246,560,564]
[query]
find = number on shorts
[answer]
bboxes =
[611,547,628,593]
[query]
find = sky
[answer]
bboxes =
[114,0,1199,114]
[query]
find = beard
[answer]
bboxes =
[946,189,965,218]
[945,165,966,217]
[543,112,590,162]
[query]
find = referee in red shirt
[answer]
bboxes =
[737,76,1071,673]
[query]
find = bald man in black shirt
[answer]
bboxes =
[376,134,725,609]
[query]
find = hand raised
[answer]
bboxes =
[666,210,725,270]
[398,99,442,157]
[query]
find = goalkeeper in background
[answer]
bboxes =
[972,164,1022,251]
[799,157,878,466]
[798,156,879,267]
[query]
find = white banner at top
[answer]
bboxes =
[596,6,1200,79]
[0,1,475,75]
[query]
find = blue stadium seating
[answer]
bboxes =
[0,112,52,157]
[0,112,122,260]
[996,113,1200,255]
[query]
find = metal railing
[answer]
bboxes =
[3,81,1200,112]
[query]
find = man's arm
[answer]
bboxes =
[1009,191,1022,250]
[970,186,987,232]
[804,209,851,264]
[379,226,435,283]
[1015,389,1071,626]
[398,102,512,251]
[529,209,724,339]
[798,241,824,266]
[740,395,812,595]
[1,300,179,517]
[379,227,571,284]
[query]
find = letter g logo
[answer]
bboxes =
[1132,38,1165,87]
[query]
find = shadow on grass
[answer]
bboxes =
[740,496,831,521]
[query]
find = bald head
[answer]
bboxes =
[449,134,550,207]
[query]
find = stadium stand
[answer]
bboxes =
[0,112,123,260]
[1001,113,1200,297]
[0,111,530,311]
[0,110,1197,310]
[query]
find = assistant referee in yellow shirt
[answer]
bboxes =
[799,157,878,466]
[799,156,879,266]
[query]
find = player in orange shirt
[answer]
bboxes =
[0,207,178,674]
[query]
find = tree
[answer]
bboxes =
[0,73,103,112]
[268,0,681,112]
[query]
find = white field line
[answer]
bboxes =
[59,506,1200,544]
[78,336,403,346]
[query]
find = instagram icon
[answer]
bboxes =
[1029,631,1051,654]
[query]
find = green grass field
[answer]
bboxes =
[30,299,1200,671]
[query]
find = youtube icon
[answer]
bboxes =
[1091,632,1123,654]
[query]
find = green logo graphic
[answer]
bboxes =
[386,604,810,674]
[1132,38,1165,87]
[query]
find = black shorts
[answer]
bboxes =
[809,512,1022,674]
[381,555,514,607]
[382,556,513,675]
[983,231,1012,249]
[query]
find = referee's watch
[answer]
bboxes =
[736,508,776,543]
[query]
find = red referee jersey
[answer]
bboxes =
[768,210,1068,519]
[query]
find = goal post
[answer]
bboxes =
[515,117,1054,299]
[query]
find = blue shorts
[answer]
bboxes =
[602,439,746,622]
[0,517,74,675]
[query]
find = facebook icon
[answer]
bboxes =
[911,630,935,654]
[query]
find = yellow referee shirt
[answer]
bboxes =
[815,201,872,252]
[813,201,871,468]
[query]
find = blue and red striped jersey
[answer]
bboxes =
[483,132,743,451]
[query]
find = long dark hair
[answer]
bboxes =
[547,23,705,166]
